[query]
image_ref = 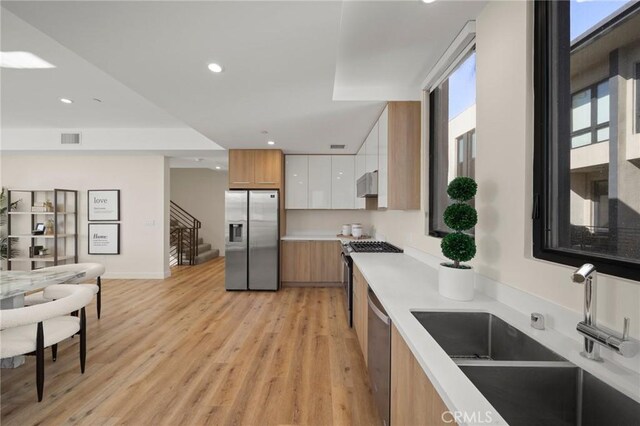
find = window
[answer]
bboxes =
[429,51,476,236]
[456,130,476,178]
[592,180,609,228]
[533,1,640,280]
[571,80,610,148]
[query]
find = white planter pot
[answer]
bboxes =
[438,264,475,301]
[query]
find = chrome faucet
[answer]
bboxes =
[572,264,638,360]
[572,264,601,360]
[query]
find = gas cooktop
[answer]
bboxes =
[348,241,403,253]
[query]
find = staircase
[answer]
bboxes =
[170,201,219,266]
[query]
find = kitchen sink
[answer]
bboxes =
[459,364,640,426]
[411,311,640,425]
[411,311,565,361]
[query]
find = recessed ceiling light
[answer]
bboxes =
[267,141,275,145]
[421,0,436,3]
[59,98,73,104]
[0,51,55,69]
[215,166,221,170]
[208,63,223,73]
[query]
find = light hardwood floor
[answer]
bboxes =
[0,258,382,426]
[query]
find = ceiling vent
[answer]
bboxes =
[60,133,81,145]
[330,144,346,150]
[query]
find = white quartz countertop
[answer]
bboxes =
[281,234,374,243]
[350,252,640,425]
[281,234,342,241]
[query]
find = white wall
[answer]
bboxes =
[286,210,373,236]
[370,1,640,338]
[169,168,227,256]
[0,154,169,279]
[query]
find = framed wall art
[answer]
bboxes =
[88,189,120,221]
[88,223,120,255]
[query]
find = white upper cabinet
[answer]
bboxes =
[331,156,355,209]
[355,144,366,209]
[285,155,309,209]
[365,121,379,173]
[308,155,332,209]
[378,105,389,209]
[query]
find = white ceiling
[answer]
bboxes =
[0,8,198,131]
[2,1,488,155]
[334,0,487,101]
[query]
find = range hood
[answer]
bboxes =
[357,171,378,198]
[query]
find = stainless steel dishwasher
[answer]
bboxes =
[367,287,391,426]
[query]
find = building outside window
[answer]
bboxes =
[456,129,476,178]
[429,51,476,236]
[534,0,640,279]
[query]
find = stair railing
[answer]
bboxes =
[170,201,202,266]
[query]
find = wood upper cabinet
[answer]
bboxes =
[281,241,311,282]
[254,150,282,185]
[387,101,421,210]
[309,241,342,282]
[391,325,449,426]
[228,149,255,186]
[228,149,283,189]
[356,101,420,211]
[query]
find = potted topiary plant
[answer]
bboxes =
[439,176,477,301]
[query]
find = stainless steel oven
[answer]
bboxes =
[341,241,402,328]
[341,248,353,327]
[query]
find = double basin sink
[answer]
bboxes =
[412,312,640,425]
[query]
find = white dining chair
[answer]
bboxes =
[0,284,94,401]
[24,263,106,318]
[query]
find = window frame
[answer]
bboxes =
[636,62,640,134]
[428,49,477,238]
[532,1,640,281]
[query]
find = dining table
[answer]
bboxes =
[0,268,87,368]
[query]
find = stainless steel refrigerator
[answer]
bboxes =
[225,190,279,291]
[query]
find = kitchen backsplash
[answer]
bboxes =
[285,210,372,236]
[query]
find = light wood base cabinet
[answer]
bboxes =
[391,325,450,426]
[281,240,342,286]
[281,241,311,282]
[352,264,368,365]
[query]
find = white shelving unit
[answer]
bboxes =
[6,189,78,270]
